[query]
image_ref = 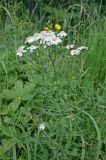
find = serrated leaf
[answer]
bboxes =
[2,138,14,153]
[8,99,21,112]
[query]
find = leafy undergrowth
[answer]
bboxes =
[0,9,106,160]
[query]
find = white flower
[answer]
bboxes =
[38,123,45,131]
[24,30,63,48]
[33,33,41,41]
[46,30,55,37]
[16,46,26,57]
[16,52,23,57]
[25,36,35,43]
[70,49,80,55]
[66,44,74,49]
[40,30,55,38]
[40,30,47,35]
[77,46,88,51]
[38,30,62,46]
[27,45,38,53]
[40,36,52,46]
[57,31,67,38]
[48,37,62,46]
[53,37,62,44]
[70,46,88,56]
[41,36,62,46]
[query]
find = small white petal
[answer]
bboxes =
[70,49,80,55]
[16,46,26,56]
[77,46,88,51]
[25,36,35,43]
[27,45,38,53]
[16,52,23,57]
[66,44,74,49]
[57,31,67,38]
[33,33,41,41]
[38,123,45,130]
[70,46,88,56]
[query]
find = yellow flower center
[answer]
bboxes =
[55,24,61,30]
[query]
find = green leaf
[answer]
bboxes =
[3,89,15,100]
[0,105,9,115]
[3,116,15,124]
[8,73,17,85]
[8,99,21,112]
[2,138,14,153]
[22,94,34,101]
[13,80,23,98]
[21,83,35,100]
[0,126,13,137]
[23,83,35,96]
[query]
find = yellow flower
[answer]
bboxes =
[44,26,49,31]
[55,24,61,30]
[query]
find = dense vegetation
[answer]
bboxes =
[0,0,106,159]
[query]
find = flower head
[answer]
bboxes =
[25,36,35,43]
[70,49,80,56]
[27,45,38,53]
[38,123,45,131]
[70,46,88,56]
[16,46,26,57]
[77,46,88,51]
[55,24,61,30]
[57,31,67,38]
[66,44,74,49]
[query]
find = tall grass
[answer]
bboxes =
[0,1,106,159]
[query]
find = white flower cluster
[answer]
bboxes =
[16,46,27,57]
[16,30,88,57]
[16,30,67,57]
[66,45,88,55]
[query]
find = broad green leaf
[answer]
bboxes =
[3,89,15,100]
[8,99,21,112]
[21,94,34,101]
[7,73,17,85]
[13,80,23,98]
[21,83,35,100]
[22,83,35,96]
[0,105,9,115]
[20,107,32,122]
[3,116,15,124]
[0,126,13,137]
